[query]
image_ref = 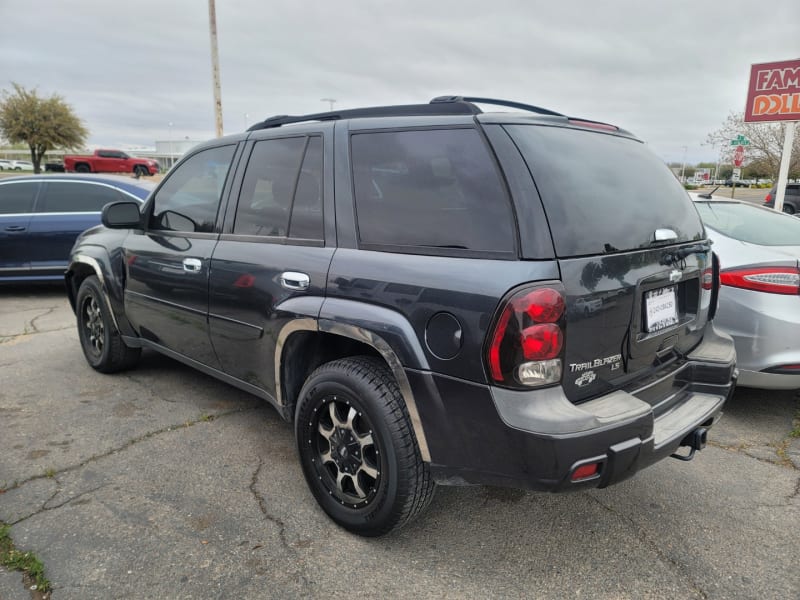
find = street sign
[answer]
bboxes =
[733,145,745,167]
[730,134,750,146]
[732,168,741,180]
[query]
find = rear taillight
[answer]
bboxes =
[765,192,773,203]
[720,267,800,295]
[702,267,713,290]
[487,285,565,388]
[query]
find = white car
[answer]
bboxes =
[11,160,34,171]
[0,159,12,171]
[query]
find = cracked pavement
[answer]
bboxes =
[1,286,799,599]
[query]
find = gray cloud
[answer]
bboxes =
[1,0,797,163]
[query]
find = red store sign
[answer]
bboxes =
[744,59,800,122]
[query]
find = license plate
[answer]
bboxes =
[645,286,678,332]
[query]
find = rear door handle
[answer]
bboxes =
[182,258,203,273]
[4,226,26,232]
[280,271,310,291]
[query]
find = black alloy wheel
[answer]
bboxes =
[76,276,140,373]
[295,356,435,536]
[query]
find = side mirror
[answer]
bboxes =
[102,201,141,229]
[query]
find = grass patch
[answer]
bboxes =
[0,523,51,592]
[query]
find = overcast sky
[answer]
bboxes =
[1,0,797,163]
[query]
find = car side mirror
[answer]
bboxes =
[102,201,141,229]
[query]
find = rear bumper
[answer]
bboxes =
[413,324,737,491]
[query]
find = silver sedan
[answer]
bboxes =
[692,196,800,389]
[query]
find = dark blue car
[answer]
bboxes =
[0,174,153,282]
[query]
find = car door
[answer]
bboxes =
[122,143,239,368]
[29,180,129,276]
[0,180,40,277]
[208,127,335,397]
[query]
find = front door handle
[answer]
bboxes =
[182,258,202,273]
[280,271,310,291]
[4,226,26,232]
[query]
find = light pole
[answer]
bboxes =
[168,122,174,169]
[320,98,337,112]
[244,113,249,129]
[680,146,688,183]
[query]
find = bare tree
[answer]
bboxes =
[706,112,799,178]
[0,83,88,173]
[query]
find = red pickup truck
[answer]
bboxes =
[64,150,159,176]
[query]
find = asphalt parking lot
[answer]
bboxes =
[1,287,798,599]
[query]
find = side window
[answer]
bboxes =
[289,136,323,241]
[39,182,124,213]
[97,150,112,158]
[233,137,306,237]
[150,145,235,233]
[351,129,515,253]
[0,182,38,214]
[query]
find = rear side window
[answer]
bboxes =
[39,182,125,213]
[506,125,705,257]
[0,182,37,214]
[150,145,235,233]
[289,137,324,240]
[351,129,515,254]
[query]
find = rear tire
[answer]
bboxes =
[782,204,795,215]
[75,164,90,173]
[295,356,435,536]
[76,276,140,373]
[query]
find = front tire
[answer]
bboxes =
[782,204,795,215]
[76,276,140,373]
[133,165,147,177]
[295,356,435,536]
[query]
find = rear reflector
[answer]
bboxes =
[571,463,600,481]
[720,267,800,295]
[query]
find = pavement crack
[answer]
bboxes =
[2,406,257,494]
[27,307,56,334]
[10,484,109,526]
[249,457,291,552]
[585,493,708,599]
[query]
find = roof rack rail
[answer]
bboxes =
[246,95,617,132]
[247,101,480,131]
[430,95,565,117]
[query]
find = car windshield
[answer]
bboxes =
[694,201,800,246]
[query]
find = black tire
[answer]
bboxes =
[295,356,435,536]
[782,204,795,215]
[75,163,90,173]
[76,276,140,373]
[133,165,147,177]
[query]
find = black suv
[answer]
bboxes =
[66,96,737,536]
[764,183,800,214]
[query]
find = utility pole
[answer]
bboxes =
[208,0,224,137]
[321,98,337,112]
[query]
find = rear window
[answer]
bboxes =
[505,125,705,257]
[694,201,800,246]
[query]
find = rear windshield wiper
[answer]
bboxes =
[659,241,712,266]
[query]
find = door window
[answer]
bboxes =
[351,128,515,254]
[39,182,126,213]
[0,182,38,214]
[150,145,235,233]
[233,137,306,237]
